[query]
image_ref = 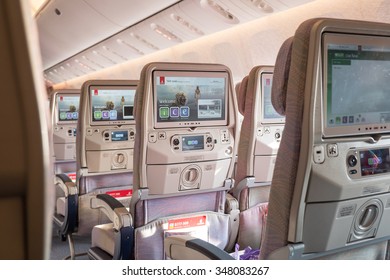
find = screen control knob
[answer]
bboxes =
[348,155,358,167]
[173,138,180,146]
[206,136,212,143]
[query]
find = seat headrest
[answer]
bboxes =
[271,37,294,116]
[237,75,248,115]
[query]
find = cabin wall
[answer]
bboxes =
[52,0,390,90]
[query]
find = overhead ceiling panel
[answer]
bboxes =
[37,0,180,69]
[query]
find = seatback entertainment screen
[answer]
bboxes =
[57,94,79,124]
[90,86,136,125]
[323,33,390,137]
[153,70,228,128]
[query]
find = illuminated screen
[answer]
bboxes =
[90,86,136,125]
[323,33,390,137]
[182,135,204,151]
[57,95,79,123]
[261,73,284,123]
[153,70,228,128]
[111,130,128,142]
[360,148,390,176]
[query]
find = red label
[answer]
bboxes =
[168,215,207,230]
[160,76,165,85]
[94,89,98,95]
[106,189,133,198]
[60,96,63,101]
[266,78,270,86]
[66,172,76,183]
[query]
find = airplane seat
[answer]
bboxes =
[163,17,390,261]
[89,62,239,260]
[55,80,138,259]
[0,0,53,259]
[260,18,390,260]
[49,90,79,224]
[229,65,285,250]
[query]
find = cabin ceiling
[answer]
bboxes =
[37,0,315,85]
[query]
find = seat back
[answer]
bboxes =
[231,66,285,249]
[260,18,390,260]
[130,62,239,259]
[50,89,79,176]
[76,80,138,235]
[0,0,53,259]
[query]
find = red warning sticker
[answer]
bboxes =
[106,189,133,198]
[168,215,207,230]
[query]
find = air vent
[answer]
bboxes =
[150,23,183,43]
[102,45,127,61]
[82,55,104,69]
[200,0,239,24]
[170,14,204,36]
[92,50,116,65]
[130,33,160,51]
[116,38,144,56]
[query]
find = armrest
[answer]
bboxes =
[225,193,240,252]
[54,173,78,238]
[90,194,133,260]
[91,194,132,231]
[164,235,235,260]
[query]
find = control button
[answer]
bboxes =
[129,131,135,137]
[148,132,157,143]
[104,132,110,138]
[158,131,166,140]
[275,132,281,139]
[206,136,213,143]
[313,145,325,164]
[173,138,180,146]
[54,126,60,132]
[349,169,357,175]
[327,144,338,157]
[86,128,93,136]
[264,127,271,134]
[257,127,263,136]
[94,129,99,133]
[348,155,358,167]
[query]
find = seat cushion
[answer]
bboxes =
[56,197,65,217]
[91,223,115,257]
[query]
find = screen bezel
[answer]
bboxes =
[89,85,137,126]
[55,93,80,125]
[152,70,229,129]
[322,32,390,137]
[260,72,285,124]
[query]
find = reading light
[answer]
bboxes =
[129,33,160,51]
[249,0,273,13]
[150,23,183,43]
[171,14,204,36]
[200,0,239,24]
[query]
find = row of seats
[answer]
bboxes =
[51,17,390,260]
